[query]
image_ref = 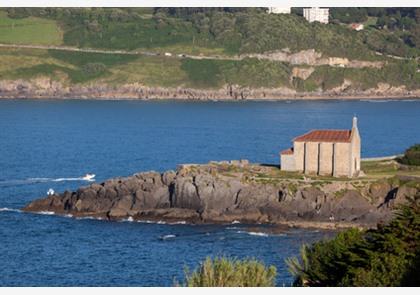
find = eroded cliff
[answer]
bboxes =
[22,161,420,229]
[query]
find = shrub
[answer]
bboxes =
[286,196,420,286]
[176,255,277,287]
[400,144,420,166]
[82,62,107,77]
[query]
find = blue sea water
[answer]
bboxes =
[0,98,419,287]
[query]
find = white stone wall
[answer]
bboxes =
[294,142,305,172]
[319,142,333,175]
[350,127,361,176]
[304,142,319,174]
[333,142,351,177]
[280,154,295,171]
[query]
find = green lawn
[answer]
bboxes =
[0,11,62,45]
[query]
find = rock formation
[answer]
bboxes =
[22,161,420,229]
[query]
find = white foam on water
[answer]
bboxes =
[38,211,55,215]
[74,216,102,220]
[169,221,186,225]
[226,226,242,230]
[361,99,399,103]
[0,207,20,213]
[1,175,95,187]
[159,234,176,240]
[247,232,269,237]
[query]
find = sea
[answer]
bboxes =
[0,98,419,287]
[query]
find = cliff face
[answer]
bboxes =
[22,162,420,229]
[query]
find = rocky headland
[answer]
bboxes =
[22,160,420,230]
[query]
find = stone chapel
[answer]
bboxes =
[280,116,361,177]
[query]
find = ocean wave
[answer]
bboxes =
[245,231,269,237]
[38,211,55,215]
[169,221,186,225]
[360,99,399,103]
[362,99,420,102]
[236,230,286,237]
[135,220,166,224]
[120,217,134,222]
[74,216,104,220]
[226,226,243,230]
[159,234,176,240]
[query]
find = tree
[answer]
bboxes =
[286,196,420,286]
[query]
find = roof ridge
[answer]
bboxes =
[292,129,352,143]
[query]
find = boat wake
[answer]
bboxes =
[0,207,21,213]
[0,174,95,187]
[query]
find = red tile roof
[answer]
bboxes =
[292,130,351,143]
[280,148,294,155]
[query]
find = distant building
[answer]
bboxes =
[268,7,291,14]
[303,7,329,24]
[348,23,364,31]
[280,117,361,178]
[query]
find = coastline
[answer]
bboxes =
[22,161,419,232]
[1,79,419,101]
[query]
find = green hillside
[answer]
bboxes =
[0,7,419,94]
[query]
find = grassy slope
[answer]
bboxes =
[1,46,418,91]
[0,11,418,92]
[0,11,62,45]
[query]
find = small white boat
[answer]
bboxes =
[81,174,95,180]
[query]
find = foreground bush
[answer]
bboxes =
[286,196,420,286]
[400,144,420,166]
[177,255,277,287]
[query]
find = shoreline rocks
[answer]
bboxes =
[21,161,420,230]
[1,79,419,101]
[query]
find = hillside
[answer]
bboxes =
[0,8,419,99]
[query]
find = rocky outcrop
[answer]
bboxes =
[244,49,384,69]
[21,161,420,229]
[1,78,419,101]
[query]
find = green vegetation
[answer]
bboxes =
[0,11,62,45]
[1,7,419,58]
[180,58,292,89]
[176,255,277,287]
[0,47,139,83]
[400,144,420,166]
[286,196,420,286]
[361,157,420,179]
[0,7,418,92]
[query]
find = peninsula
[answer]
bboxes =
[22,158,420,229]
